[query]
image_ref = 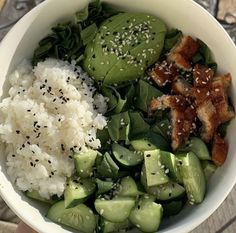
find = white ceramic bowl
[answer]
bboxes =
[0,0,236,232]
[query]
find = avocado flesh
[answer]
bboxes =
[83,13,167,84]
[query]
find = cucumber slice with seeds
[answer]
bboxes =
[26,190,56,205]
[117,176,139,197]
[112,143,143,166]
[201,161,217,181]
[143,150,169,187]
[130,131,169,151]
[64,178,96,208]
[74,149,97,178]
[147,181,185,201]
[47,201,96,233]
[95,197,135,223]
[97,152,119,178]
[96,179,114,195]
[160,151,182,183]
[177,152,206,204]
[179,137,211,161]
[100,218,132,233]
[129,198,163,233]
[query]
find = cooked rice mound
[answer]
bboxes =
[0,58,107,199]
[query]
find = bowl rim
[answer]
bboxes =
[0,0,235,233]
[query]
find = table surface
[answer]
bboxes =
[0,0,236,233]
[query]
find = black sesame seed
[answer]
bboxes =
[26,136,30,139]
[169,193,172,197]
[49,175,52,178]
[48,160,52,164]
[151,172,156,175]
[16,130,20,134]
[30,162,33,167]
[35,159,39,162]
[51,172,54,175]
[137,205,141,209]
[12,154,15,158]
[61,144,65,151]
[92,54,96,59]
[22,144,25,148]
[146,154,151,157]
[44,79,47,83]
[69,156,73,159]
[27,109,31,112]
[148,143,152,147]
[27,141,30,145]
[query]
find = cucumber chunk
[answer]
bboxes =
[160,151,182,183]
[47,201,96,233]
[148,181,185,201]
[95,197,135,223]
[74,149,97,178]
[100,218,132,233]
[177,152,206,204]
[130,131,169,151]
[64,178,96,208]
[179,137,211,160]
[118,176,139,197]
[163,200,183,217]
[112,143,143,167]
[26,190,56,205]
[201,161,217,181]
[143,150,169,187]
[97,152,119,178]
[129,198,163,232]
[96,178,114,195]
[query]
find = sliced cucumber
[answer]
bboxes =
[179,137,211,160]
[95,197,135,223]
[74,149,97,178]
[26,190,56,205]
[201,161,217,181]
[112,143,143,167]
[47,201,96,233]
[129,198,163,233]
[100,217,132,233]
[143,150,169,187]
[177,152,206,204]
[117,176,139,198]
[163,200,183,217]
[148,182,185,201]
[64,178,96,208]
[160,151,182,183]
[130,131,169,151]
[97,152,119,178]
[96,178,114,195]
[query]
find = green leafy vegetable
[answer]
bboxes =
[129,112,150,138]
[164,29,182,51]
[152,118,171,140]
[134,80,163,112]
[192,39,217,71]
[32,0,119,66]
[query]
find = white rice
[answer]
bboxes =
[0,58,107,199]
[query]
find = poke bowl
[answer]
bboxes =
[0,0,236,233]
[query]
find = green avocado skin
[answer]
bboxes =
[83,13,167,84]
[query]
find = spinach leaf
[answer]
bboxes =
[107,112,130,143]
[192,39,218,71]
[152,118,171,140]
[134,80,163,112]
[164,29,182,52]
[32,0,120,66]
[129,112,150,138]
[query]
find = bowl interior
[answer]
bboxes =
[0,0,236,233]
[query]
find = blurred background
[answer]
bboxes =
[0,0,235,233]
